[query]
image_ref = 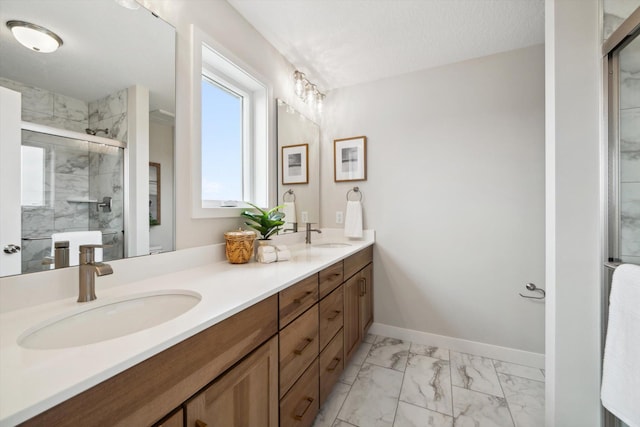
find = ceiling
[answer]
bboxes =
[0,0,175,113]
[227,0,545,91]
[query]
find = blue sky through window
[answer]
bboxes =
[201,78,243,201]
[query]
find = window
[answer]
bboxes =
[21,145,45,206]
[192,27,270,218]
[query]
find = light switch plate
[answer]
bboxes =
[336,211,343,224]
[301,211,309,223]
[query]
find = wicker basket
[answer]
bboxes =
[224,229,256,264]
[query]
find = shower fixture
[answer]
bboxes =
[85,128,109,136]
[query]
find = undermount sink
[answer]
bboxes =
[312,242,352,248]
[18,291,201,350]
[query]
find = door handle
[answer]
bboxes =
[3,244,21,254]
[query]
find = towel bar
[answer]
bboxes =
[519,282,545,300]
[347,187,363,201]
[283,189,296,202]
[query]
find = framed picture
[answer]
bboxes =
[282,144,309,184]
[149,162,161,226]
[334,136,367,182]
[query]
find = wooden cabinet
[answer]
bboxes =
[155,409,183,427]
[184,336,279,427]
[279,275,319,329]
[343,248,374,364]
[280,359,319,427]
[319,286,343,350]
[319,329,344,405]
[319,261,343,299]
[279,305,319,398]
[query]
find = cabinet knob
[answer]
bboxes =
[195,420,208,427]
[293,396,314,420]
[293,337,314,355]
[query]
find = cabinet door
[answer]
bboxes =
[343,274,360,362]
[359,263,373,336]
[185,336,278,427]
[156,409,183,427]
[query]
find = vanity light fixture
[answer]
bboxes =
[292,70,325,113]
[6,20,63,53]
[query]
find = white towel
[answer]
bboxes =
[50,231,103,268]
[275,245,291,262]
[344,200,363,238]
[282,202,297,228]
[601,263,640,426]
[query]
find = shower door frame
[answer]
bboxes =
[601,7,640,427]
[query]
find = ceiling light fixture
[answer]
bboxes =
[292,70,325,113]
[114,0,141,10]
[6,20,63,53]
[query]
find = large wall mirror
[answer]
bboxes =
[0,0,176,277]
[277,99,320,230]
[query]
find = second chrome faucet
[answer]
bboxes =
[78,244,113,302]
[305,223,322,244]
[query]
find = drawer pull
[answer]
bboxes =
[294,337,314,355]
[327,310,341,321]
[294,290,314,304]
[293,396,315,420]
[195,420,208,427]
[359,278,366,297]
[327,357,341,371]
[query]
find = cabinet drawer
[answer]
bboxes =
[279,304,319,398]
[344,246,373,280]
[279,275,319,329]
[319,329,344,405]
[155,409,183,427]
[280,359,319,427]
[319,261,343,299]
[319,285,343,351]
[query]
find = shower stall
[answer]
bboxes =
[20,126,125,274]
[603,4,640,427]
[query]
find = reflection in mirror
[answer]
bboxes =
[276,99,320,231]
[0,0,176,277]
[149,163,161,226]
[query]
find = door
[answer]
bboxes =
[185,336,278,427]
[359,263,373,336]
[343,274,360,362]
[0,87,22,276]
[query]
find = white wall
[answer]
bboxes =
[149,121,175,252]
[545,0,603,425]
[144,0,317,249]
[321,45,546,354]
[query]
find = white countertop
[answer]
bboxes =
[0,231,374,426]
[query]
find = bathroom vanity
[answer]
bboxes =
[0,233,374,427]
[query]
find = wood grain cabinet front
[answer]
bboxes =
[319,261,343,299]
[279,275,319,329]
[184,336,279,427]
[319,329,344,405]
[319,285,344,351]
[280,359,320,427]
[343,247,374,364]
[279,304,320,398]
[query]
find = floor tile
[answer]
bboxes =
[338,363,404,427]
[410,343,450,361]
[333,420,357,427]
[450,352,503,397]
[400,354,453,415]
[340,342,373,385]
[493,361,545,382]
[366,336,411,371]
[313,382,352,427]
[452,386,514,427]
[497,373,544,427]
[394,401,454,427]
[364,333,378,344]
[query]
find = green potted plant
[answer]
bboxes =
[240,203,286,240]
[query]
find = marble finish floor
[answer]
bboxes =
[313,334,544,427]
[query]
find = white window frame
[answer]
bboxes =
[191,25,270,219]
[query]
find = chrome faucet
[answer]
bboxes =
[78,244,113,302]
[305,223,322,244]
[284,222,298,233]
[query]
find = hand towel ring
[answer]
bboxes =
[283,189,296,202]
[347,187,363,201]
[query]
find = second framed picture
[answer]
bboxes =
[282,143,309,184]
[334,136,367,182]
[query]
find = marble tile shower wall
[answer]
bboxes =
[0,77,88,133]
[619,37,640,263]
[0,77,129,273]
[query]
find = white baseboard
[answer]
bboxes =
[369,322,545,369]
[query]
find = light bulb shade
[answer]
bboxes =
[316,94,324,113]
[306,84,317,105]
[293,71,305,98]
[7,21,63,53]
